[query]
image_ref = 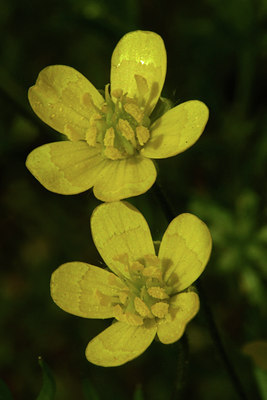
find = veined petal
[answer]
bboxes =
[159,213,212,292]
[26,141,106,194]
[110,31,167,115]
[141,100,209,159]
[85,320,157,366]
[28,65,104,141]
[51,262,125,318]
[93,155,156,202]
[157,292,199,344]
[91,201,155,279]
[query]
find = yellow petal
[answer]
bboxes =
[159,213,212,291]
[157,292,199,344]
[85,320,157,366]
[28,65,104,141]
[26,141,106,194]
[93,155,156,201]
[91,201,155,279]
[141,100,209,159]
[110,31,167,115]
[51,262,125,318]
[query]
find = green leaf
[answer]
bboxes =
[0,379,13,400]
[133,384,144,400]
[254,367,267,400]
[36,357,56,400]
[82,378,100,400]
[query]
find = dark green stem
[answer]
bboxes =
[170,334,189,400]
[153,181,249,400]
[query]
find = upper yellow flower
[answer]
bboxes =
[51,201,212,366]
[26,30,209,202]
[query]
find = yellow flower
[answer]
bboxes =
[51,201,212,366]
[26,31,209,202]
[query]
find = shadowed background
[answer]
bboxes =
[0,0,267,399]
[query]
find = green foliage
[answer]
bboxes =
[36,358,56,400]
[254,367,267,400]
[0,380,13,400]
[133,385,144,400]
[82,379,100,400]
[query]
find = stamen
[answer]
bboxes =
[117,119,136,146]
[151,302,169,318]
[147,287,169,300]
[104,127,115,147]
[136,125,150,146]
[104,146,125,160]
[124,102,144,124]
[134,297,151,317]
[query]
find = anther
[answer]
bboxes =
[151,302,169,318]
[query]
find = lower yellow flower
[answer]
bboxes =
[51,201,212,366]
[26,30,209,201]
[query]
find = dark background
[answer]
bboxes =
[1,0,267,399]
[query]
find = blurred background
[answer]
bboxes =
[0,0,267,399]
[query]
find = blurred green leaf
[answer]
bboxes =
[83,378,100,400]
[254,367,267,400]
[133,384,144,400]
[36,358,56,400]
[0,379,13,400]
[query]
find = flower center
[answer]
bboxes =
[85,82,151,160]
[109,254,173,326]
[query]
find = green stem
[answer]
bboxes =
[170,334,189,400]
[153,181,249,400]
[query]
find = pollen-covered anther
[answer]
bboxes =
[117,119,136,145]
[147,286,169,300]
[104,146,125,160]
[104,127,115,147]
[136,125,150,146]
[134,296,152,318]
[123,102,144,124]
[151,302,169,318]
